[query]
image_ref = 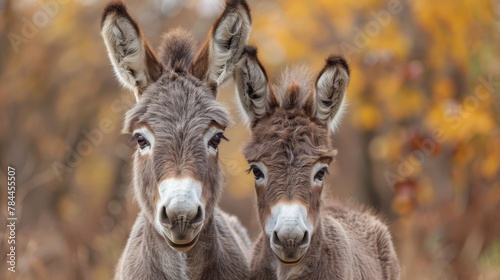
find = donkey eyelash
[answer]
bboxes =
[316,166,330,175]
[245,164,258,174]
[220,134,229,142]
[129,133,141,143]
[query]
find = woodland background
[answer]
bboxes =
[1,0,499,279]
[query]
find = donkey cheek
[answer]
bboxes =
[312,190,322,209]
[152,189,161,207]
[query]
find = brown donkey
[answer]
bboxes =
[101,1,252,279]
[233,47,400,279]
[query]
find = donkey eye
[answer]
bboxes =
[250,165,265,181]
[314,167,328,182]
[208,132,227,150]
[133,133,150,149]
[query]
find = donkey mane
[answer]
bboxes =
[158,28,197,72]
[242,110,336,165]
[121,70,230,135]
[273,65,313,110]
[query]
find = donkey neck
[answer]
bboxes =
[184,208,219,279]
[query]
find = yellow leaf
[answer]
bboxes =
[352,103,382,131]
[481,154,499,179]
[433,77,455,101]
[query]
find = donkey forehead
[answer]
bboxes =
[123,72,230,134]
[244,109,334,163]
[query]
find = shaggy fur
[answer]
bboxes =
[101,1,252,279]
[233,47,400,279]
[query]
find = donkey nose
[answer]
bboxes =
[160,203,204,228]
[272,228,310,248]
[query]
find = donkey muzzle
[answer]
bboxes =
[267,203,312,264]
[157,178,205,251]
[271,220,310,264]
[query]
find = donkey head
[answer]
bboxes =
[234,47,349,264]
[101,0,250,251]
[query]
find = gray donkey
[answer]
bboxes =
[100,1,252,279]
[233,46,400,280]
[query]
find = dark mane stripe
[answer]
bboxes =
[159,28,196,72]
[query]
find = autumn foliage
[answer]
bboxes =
[0,0,499,279]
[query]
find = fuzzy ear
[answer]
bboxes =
[233,46,273,125]
[190,0,251,93]
[101,1,163,101]
[313,56,350,133]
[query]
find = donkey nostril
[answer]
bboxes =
[272,231,281,246]
[299,231,309,246]
[160,206,172,225]
[191,206,203,224]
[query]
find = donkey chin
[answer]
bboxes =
[156,178,206,252]
[270,233,310,265]
[159,220,204,252]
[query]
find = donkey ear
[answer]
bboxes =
[101,1,163,101]
[190,0,251,92]
[313,56,350,134]
[234,46,274,125]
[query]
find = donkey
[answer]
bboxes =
[100,1,252,279]
[233,46,400,280]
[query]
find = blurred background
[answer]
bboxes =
[1,0,499,279]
